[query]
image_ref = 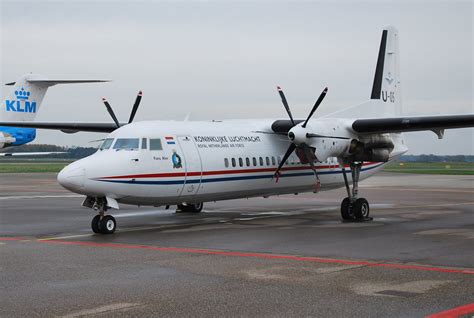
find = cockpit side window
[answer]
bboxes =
[113,138,140,150]
[99,138,114,150]
[150,138,163,151]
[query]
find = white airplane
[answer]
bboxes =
[2,26,473,234]
[0,73,107,156]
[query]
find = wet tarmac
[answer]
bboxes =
[1,172,473,317]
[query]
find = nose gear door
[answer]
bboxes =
[176,136,202,199]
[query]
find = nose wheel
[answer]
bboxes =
[340,162,373,222]
[91,215,117,234]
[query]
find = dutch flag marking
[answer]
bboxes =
[165,136,176,145]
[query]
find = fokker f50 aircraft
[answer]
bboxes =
[0,73,107,156]
[2,26,473,234]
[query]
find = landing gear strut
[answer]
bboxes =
[340,162,372,222]
[90,198,117,234]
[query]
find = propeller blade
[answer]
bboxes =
[274,143,296,179]
[102,98,120,128]
[277,86,295,126]
[302,87,328,128]
[306,133,350,140]
[128,90,142,124]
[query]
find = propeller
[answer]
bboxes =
[128,91,142,123]
[102,98,120,128]
[273,86,329,184]
[101,91,143,129]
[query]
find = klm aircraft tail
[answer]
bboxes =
[1,73,109,122]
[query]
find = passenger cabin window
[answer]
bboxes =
[246,158,250,167]
[224,158,229,168]
[271,156,276,166]
[113,138,139,150]
[141,138,147,149]
[231,158,236,167]
[238,158,243,167]
[150,138,163,150]
[252,157,257,166]
[99,138,114,150]
[259,157,264,166]
[265,157,270,166]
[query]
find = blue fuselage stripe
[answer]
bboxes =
[96,163,384,185]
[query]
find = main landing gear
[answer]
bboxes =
[340,162,373,222]
[90,199,117,234]
[176,202,203,213]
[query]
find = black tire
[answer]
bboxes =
[177,203,203,213]
[353,198,370,219]
[91,215,101,233]
[99,215,116,234]
[340,197,354,220]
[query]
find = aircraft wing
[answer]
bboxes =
[0,152,67,157]
[0,122,122,133]
[351,114,474,135]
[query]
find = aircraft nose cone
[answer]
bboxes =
[57,165,85,191]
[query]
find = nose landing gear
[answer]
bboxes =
[90,199,117,234]
[340,162,373,222]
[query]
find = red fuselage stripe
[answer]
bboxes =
[98,162,379,180]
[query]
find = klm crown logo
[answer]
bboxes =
[15,88,31,100]
[5,87,36,113]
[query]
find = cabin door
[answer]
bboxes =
[176,135,203,198]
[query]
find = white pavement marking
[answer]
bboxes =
[0,195,81,200]
[59,302,142,317]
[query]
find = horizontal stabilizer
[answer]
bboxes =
[5,79,110,86]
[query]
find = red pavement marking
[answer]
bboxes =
[39,240,474,275]
[426,303,474,318]
[0,237,25,241]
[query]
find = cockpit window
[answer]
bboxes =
[113,138,140,150]
[150,138,163,150]
[99,138,114,150]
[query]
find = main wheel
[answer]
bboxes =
[91,215,101,233]
[340,197,354,220]
[99,215,117,234]
[353,198,370,219]
[177,203,203,213]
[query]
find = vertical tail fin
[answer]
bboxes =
[370,26,401,116]
[1,74,109,122]
[1,74,48,122]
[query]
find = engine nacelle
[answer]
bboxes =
[0,132,16,149]
[347,135,394,162]
[312,137,352,162]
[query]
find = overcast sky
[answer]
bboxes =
[1,0,473,155]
